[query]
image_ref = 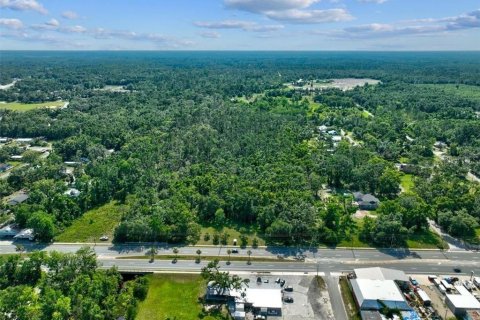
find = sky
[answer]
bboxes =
[0,0,479,50]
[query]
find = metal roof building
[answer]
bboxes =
[354,267,409,282]
[446,285,480,317]
[350,279,411,311]
[232,288,283,317]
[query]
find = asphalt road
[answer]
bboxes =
[2,241,479,275]
[98,257,480,276]
[324,273,347,320]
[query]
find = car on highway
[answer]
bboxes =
[453,267,462,273]
[283,296,294,303]
[231,249,239,253]
[284,286,293,292]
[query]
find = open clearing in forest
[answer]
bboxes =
[0,100,65,111]
[286,78,380,91]
[55,201,125,242]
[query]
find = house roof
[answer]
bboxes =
[7,193,29,205]
[360,194,380,204]
[354,267,409,282]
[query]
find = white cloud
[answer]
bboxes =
[195,20,284,32]
[265,8,353,23]
[224,0,319,13]
[224,0,352,24]
[63,25,87,33]
[62,10,78,19]
[91,28,195,48]
[46,18,59,27]
[0,0,47,14]
[358,0,388,4]
[316,9,480,39]
[199,31,221,38]
[0,18,23,29]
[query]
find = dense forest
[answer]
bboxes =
[0,248,148,319]
[0,51,479,247]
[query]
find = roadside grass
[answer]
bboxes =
[400,174,414,193]
[136,274,230,320]
[55,201,125,242]
[199,222,265,247]
[406,229,447,249]
[0,100,65,112]
[338,219,445,249]
[339,277,361,320]
[337,219,370,248]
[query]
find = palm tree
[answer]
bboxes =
[247,250,252,265]
[172,247,179,263]
[149,246,157,262]
[227,249,232,265]
[196,249,202,263]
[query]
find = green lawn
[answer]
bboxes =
[55,201,125,242]
[0,100,65,111]
[400,174,414,193]
[337,218,445,249]
[199,223,265,247]
[136,274,230,320]
[406,229,447,249]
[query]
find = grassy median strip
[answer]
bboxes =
[116,254,293,263]
[339,276,361,320]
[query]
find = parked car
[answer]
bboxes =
[283,296,294,303]
[275,278,281,283]
[257,277,262,283]
[254,315,266,320]
[409,277,418,286]
[100,235,109,241]
[263,279,269,283]
[280,279,286,287]
[284,286,293,292]
[232,249,239,253]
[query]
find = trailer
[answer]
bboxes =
[417,289,432,306]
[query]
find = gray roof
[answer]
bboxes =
[7,193,29,205]
[354,267,408,282]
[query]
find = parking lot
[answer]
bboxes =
[244,274,334,319]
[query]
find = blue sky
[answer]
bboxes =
[0,0,479,50]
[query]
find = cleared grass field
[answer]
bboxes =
[417,84,480,102]
[55,201,125,242]
[136,274,230,320]
[0,100,65,111]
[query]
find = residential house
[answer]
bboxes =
[353,192,380,210]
